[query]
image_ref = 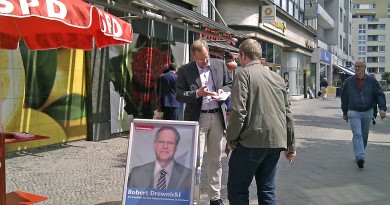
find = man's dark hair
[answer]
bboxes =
[155,126,181,144]
[168,63,177,71]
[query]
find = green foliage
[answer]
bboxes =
[382,72,390,91]
[382,72,390,83]
[20,41,57,109]
[43,94,86,120]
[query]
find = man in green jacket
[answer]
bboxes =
[226,38,296,205]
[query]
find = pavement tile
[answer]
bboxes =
[4,97,390,205]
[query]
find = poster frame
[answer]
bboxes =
[121,119,199,205]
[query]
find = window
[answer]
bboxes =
[367,57,377,63]
[282,0,287,11]
[379,24,386,29]
[368,24,377,29]
[367,46,377,52]
[288,0,294,16]
[359,46,366,51]
[367,67,377,73]
[378,35,386,41]
[349,44,351,55]
[379,57,385,62]
[388,4,390,17]
[340,35,343,48]
[353,4,376,9]
[273,0,281,7]
[294,4,299,20]
[379,46,385,52]
[379,67,385,73]
[340,8,343,23]
[349,23,351,34]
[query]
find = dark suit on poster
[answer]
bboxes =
[176,59,231,129]
[157,71,181,120]
[127,161,192,191]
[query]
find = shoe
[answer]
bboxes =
[356,159,364,168]
[210,199,224,205]
[372,116,376,125]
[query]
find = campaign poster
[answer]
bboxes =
[122,119,199,205]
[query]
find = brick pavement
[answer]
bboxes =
[5,96,390,205]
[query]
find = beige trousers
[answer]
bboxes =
[320,86,328,99]
[198,112,224,201]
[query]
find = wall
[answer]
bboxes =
[1,47,87,152]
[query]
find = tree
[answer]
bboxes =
[381,72,390,91]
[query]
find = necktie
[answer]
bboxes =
[156,169,167,189]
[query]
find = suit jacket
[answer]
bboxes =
[176,58,232,129]
[157,71,181,108]
[226,60,295,151]
[127,161,192,190]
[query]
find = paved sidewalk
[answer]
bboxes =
[5,97,390,205]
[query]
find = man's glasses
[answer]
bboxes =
[156,140,176,146]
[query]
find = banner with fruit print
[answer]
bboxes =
[0,42,87,152]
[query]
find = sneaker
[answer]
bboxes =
[356,159,364,169]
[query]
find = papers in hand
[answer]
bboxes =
[9,132,34,139]
[211,92,231,101]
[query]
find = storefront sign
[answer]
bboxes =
[261,5,276,23]
[200,28,234,45]
[346,61,352,67]
[320,49,331,63]
[305,39,317,49]
[262,18,287,34]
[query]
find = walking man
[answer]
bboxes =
[226,39,296,205]
[341,60,387,168]
[176,39,231,205]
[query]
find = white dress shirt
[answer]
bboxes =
[196,64,219,110]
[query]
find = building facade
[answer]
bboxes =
[305,0,354,95]
[352,0,390,80]
[217,0,317,99]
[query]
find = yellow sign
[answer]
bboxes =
[271,21,286,32]
[265,8,273,15]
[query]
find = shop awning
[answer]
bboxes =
[334,65,355,75]
[205,40,239,53]
[142,0,245,38]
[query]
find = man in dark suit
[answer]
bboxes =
[176,39,232,205]
[127,126,192,190]
[157,63,181,120]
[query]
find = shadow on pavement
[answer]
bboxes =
[95,201,121,205]
[276,137,390,204]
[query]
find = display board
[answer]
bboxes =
[122,119,199,205]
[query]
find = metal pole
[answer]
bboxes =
[208,0,227,26]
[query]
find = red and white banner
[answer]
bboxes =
[0,0,133,50]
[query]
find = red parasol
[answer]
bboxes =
[0,0,133,50]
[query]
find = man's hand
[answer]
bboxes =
[225,143,234,157]
[284,150,296,163]
[217,89,224,94]
[343,114,348,122]
[197,85,215,97]
[379,110,386,119]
